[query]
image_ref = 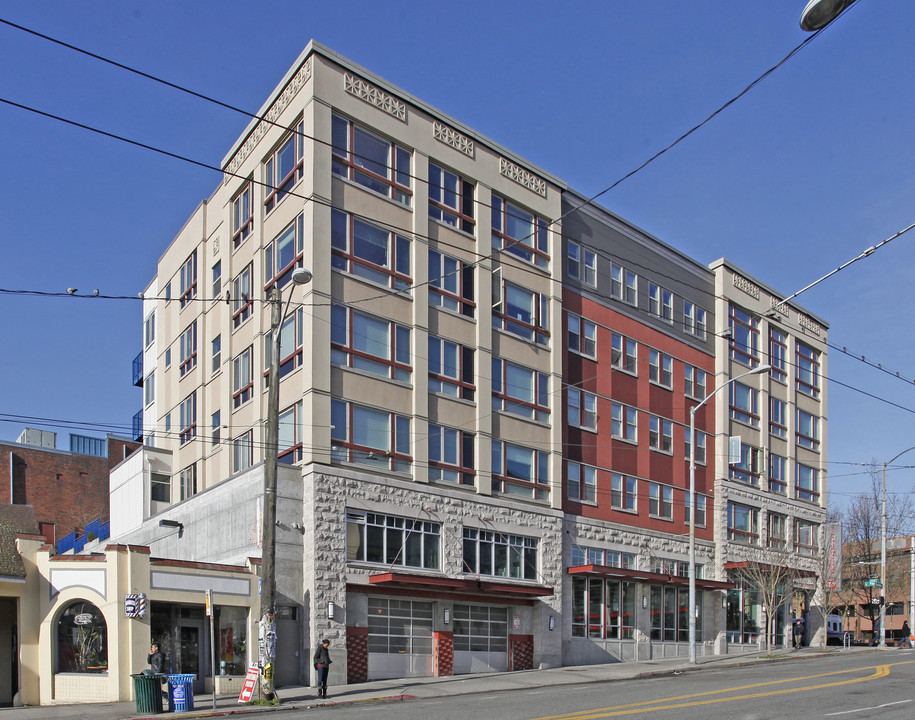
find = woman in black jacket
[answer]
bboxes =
[313,639,332,698]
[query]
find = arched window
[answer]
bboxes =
[57,600,107,673]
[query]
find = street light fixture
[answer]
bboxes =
[260,266,312,699]
[688,363,772,664]
[878,446,915,648]
[800,0,857,31]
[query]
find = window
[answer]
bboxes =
[232,346,253,409]
[429,163,474,233]
[796,409,819,450]
[266,308,305,380]
[648,482,673,519]
[56,601,107,673]
[331,305,411,382]
[164,413,170,434]
[568,314,597,358]
[729,305,759,366]
[211,335,221,374]
[332,114,411,205]
[492,278,549,345]
[795,520,819,557]
[231,180,253,248]
[729,381,759,426]
[610,263,637,305]
[611,332,638,374]
[650,586,701,643]
[144,372,155,407]
[179,252,197,309]
[649,349,673,388]
[233,431,252,473]
[212,261,222,298]
[770,397,787,438]
[264,120,304,213]
[346,511,440,569]
[164,348,171,368]
[649,283,673,323]
[730,442,760,486]
[727,502,759,545]
[769,328,787,382]
[150,472,170,503]
[429,250,474,317]
[568,388,597,431]
[649,415,673,453]
[491,440,549,501]
[684,365,707,400]
[491,195,549,269]
[428,424,474,484]
[571,546,637,570]
[796,463,819,503]
[144,312,155,347]
[684,301,708,339]
[567,241,596,286]
[568,462,596,503]
[492,358,549,422]
[278,402,302,464]
[685,430,707,464]
[232,263,253,329]
[611,472,636,511]
[179,463,196,501]
[768,513,787,550]
[611,402,637,442]
[796,344,821,398]
[264,214,304,291]
[179,322,197,377]
[331,399,411,473]
[685,493,707,527]
[572,576,637,639]
[331,209,411,291]
[428,335,474,400]
[769,453,787,495]
[211,411,221,447]
[179,393,196,445]
[462,527,538,580]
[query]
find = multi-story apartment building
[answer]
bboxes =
[95,41,830,690]
[711,260,829,645]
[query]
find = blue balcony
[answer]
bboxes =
[132,409,143,443]
[132,352,143,387]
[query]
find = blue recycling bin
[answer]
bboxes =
[165,674,195,712]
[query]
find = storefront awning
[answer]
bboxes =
[568,564,734,591]
[361,572,554,599]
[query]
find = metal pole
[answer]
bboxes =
[688,406,697,664]
[910,537,914,634]
[880,461,887,648]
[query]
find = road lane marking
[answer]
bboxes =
[532,661,915,720]
[825,699,912,715]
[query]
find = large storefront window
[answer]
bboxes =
[649,586,702,642]
[727,587,761,644]
[571,576,637,639]
[57,600,107,673]
[215,606,248,675]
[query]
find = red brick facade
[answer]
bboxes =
[0,436,139,545]
[346,626,368,683]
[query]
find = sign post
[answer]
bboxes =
[206,590,216,710]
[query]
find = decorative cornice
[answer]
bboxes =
[732,274,761,300]
[223,57,313,182]
[433,121,474,157]
[344,72,406,121]
[499,158,546,197]
[798,314,823,336]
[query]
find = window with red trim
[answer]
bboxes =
[331,305,411,382]
[491,440,549,501]
[332,114,411,206]
[231,180,253,249]
[492,357,549,422]
[179,322,197,378]
[264,121,304,214]
[429,249,474,317]
[264,308,303,382]
[429,163,474,233]
[428,424,474,485]
[331,209,411,291]
[428,335,474,401]
[492,278,549,345]
[264,214,304,292]
[491,195,549,269]
[232,346,253,409]
[179,392,196,446]
[278,402,302,464]
[179,252,197,309]
[232,264,253,329]
[330,399,412,473]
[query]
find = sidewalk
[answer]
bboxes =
[0,646,877,720]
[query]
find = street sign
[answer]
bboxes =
[238,665,259,703]
[864,578,883,588]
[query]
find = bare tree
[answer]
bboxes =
[727,545,804,656]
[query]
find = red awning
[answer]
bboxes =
[365,572,554,598]
[568,564,734,591]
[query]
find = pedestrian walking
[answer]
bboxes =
[792,618,805,649]
[147,642,165,674]
[313,639,332,699]
[898,621,912,648]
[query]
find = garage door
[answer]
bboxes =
[367,598,433,679]
[453,604,509,674]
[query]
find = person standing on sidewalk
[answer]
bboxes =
[313,639,332,699]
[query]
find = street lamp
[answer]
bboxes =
[800,0,857,31]
[879,446,915,648]
[688,364,772,663]
[260,266,312,699]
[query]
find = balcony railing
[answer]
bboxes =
[132,352,143,386]
[132,409,144,442]
[56,518,110,554]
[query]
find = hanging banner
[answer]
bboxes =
[825,522,842,592]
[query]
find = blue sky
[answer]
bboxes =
[1,0,912,512]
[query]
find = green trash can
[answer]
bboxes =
[131,673,165,714]
[166,673,196,712]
